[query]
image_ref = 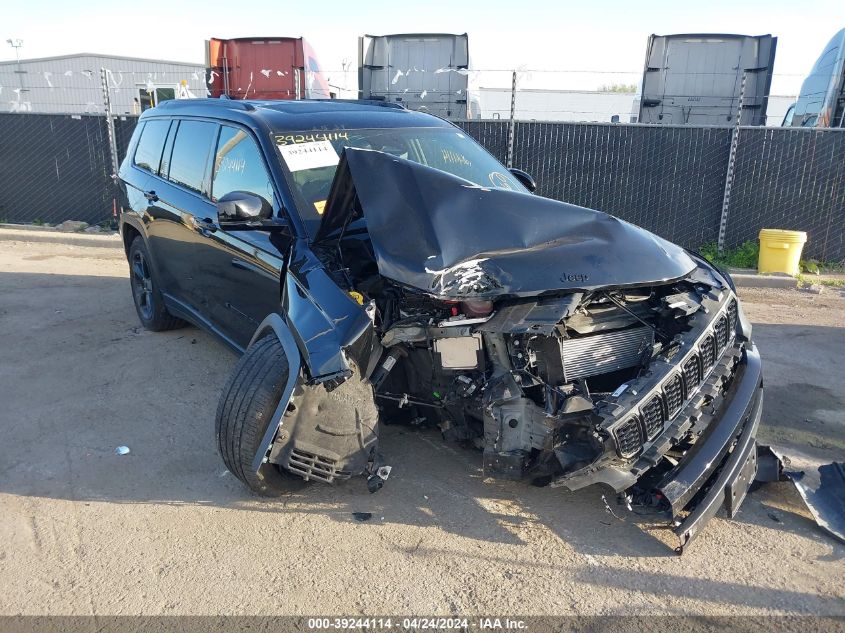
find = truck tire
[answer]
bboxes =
[128,236,184,331]
[216,336,307,496]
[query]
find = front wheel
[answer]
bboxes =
[216,336,308,496]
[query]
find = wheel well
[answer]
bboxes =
[122,223,141,257]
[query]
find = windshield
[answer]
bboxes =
[273,127,526,237]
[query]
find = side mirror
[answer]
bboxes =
[217,191,272,223]
[508,168,537,193]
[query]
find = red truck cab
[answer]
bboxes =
[206,37,333,100]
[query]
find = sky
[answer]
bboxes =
[3,0,843,96]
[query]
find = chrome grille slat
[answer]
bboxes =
[614,416,643,457]
[641,395,665,440]
[663,374,684,418]
[727,299,738,331]
[682,353,702,394]
[700,334,716,370]
[714,315,729,351]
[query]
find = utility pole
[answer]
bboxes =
[717,71,747,254]
[506,70,517,168]
[6,38,24,91]
[100,68,119,177]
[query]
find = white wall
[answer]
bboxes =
[0,54,208,114]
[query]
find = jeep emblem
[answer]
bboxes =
[560,272,589,283]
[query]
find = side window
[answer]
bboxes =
[133,119,170,174]
[167,120,218,195]
[211,126,275,205]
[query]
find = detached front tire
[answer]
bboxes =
[128,236,184,331]
[216,336,306,496]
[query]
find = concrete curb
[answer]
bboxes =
[731,273,799,289]
[0,225,122,249]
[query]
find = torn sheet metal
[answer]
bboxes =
[792,461,845,544]
[316,148,697,299]
[772,446,845,545]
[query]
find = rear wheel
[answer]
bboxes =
[128,236,184,331]
[216,336,308,496]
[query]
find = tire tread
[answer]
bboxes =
[215,336,298,496]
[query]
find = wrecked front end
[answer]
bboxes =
[303,148,762,550]
[369,275,761,552]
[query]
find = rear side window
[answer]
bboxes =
[167,120,218,195]
[211,126,275,204]
[133,119,170,174]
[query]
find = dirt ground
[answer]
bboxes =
[0,237,843,616]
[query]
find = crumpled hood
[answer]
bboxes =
[317,148,697,298]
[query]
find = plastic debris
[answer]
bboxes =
[114,445,130,456]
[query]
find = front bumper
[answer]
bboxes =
[657,343,763,553]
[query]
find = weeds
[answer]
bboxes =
[797,275,845,288]
[699,241,760,269]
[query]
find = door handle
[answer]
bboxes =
[144,190,158,202]
[192,217,218,236]
[231,258,262,274]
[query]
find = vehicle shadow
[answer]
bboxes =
[1,272,843,560]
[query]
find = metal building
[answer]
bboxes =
[0,52,208,115]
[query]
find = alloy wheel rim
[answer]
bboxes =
[131,251,154,320]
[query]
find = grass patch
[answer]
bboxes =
[699,240,760,269]
[797,275,845,288]
[800,258,844,275]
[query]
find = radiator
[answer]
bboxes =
[559,326,654,381]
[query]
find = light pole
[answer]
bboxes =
[6,38,23,62]
[6,38,24,91]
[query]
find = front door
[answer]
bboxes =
[192,124,293,348]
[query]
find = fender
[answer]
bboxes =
[120,214,166,285]
[248,313,303,473]
[281,241,383,381]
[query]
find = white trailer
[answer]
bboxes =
[358,33,480,119]
[638,33,777,126]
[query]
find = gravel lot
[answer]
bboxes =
[0,237,843,616]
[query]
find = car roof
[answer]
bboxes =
[140,98,454,132]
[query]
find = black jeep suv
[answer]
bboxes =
[118,98,763,552]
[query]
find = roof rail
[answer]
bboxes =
[307,98,407,110]
[157,98,256,111]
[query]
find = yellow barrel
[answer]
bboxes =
[758,229,807,276]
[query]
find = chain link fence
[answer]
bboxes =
[0,113,118,226]
[0,92,843,261]
[456,120,845,261]
[726,127,845,262]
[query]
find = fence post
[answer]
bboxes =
[717,71,747,254]
[506,70,517,168]
[100,67,119,177]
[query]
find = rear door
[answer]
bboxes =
[144,118,220,319]
[120,118,166,231]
